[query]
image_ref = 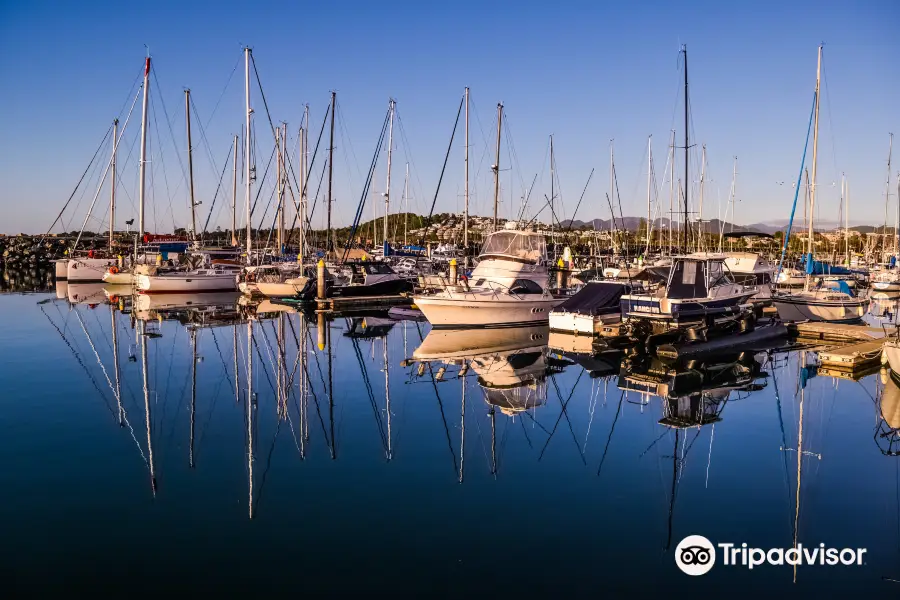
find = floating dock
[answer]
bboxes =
[817,340,884,371]
[315,294,412,310]
[790,322,895,343]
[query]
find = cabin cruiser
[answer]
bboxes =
[329,261,413,297]
[619,253,755,328]
[549,281,630,335]
[724,252,775,299]
[413,225,563,328]
[252,263,313,298]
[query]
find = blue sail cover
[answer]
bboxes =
[803,253,852,276]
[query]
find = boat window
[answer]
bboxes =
[707,260,734,287]
[510,279,544,294]
[668,259,708,299]
[474,279,486,287]
[479,231,547,263]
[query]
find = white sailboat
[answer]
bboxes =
[871,135,900,293]
[772,45,869,323]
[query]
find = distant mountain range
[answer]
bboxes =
[558,217,890,236]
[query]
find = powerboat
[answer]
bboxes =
[413,224,563,328]
[724,252,775,299]
[619,254,755,328]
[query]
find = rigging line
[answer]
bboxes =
[562,169,595,245]
[148,94,178,232]
[41,306,117,419]
[203,54,241,131]
[202,139,236,234]
[351,337,388,452]
[597,390,626,476]
[301,326,332,451]
[639,429,671,458]
[196,327,231,446]
[423,94,465,228]
[287,101,330,235]
[253,416,285,514]
[150,67,190,199]
[43,123,113,238]
[549,373,587,465]
[516,173,539,224]
[425,360,460,475]
[394,111,428,215]
[189,95,224,190]
[249,144,278,219]
[518,413,534,449]
[537,368,585,461]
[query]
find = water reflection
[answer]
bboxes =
[20,284,900,592]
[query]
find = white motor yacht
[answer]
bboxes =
[413,224,563,328]
[724,252,775,299]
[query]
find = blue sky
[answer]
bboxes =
[1,0,897,235]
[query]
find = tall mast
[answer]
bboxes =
[299,108,308,264]
[841,174,848,265]
[668,131,675,254]
[327,91,336,252]
[464,87,469,253]
[403,163,409,247]
[724,156,737,252]
[646,135,652,252]
[492,103,503,229]
[276,126,283,256]
[682,45,690,252]
[231,134,238,246]
[185,89,198,240]
[244,48,253,260]
[550,134,555,250]
[698,144,706,252]
[247,318,254,519]
[111,305,122,426]
[806,44,822,287]
[110,118,118,251]
[609,140,615,245]
[885,133,895,260]
[138,57,151,239]
[383,99,395,248]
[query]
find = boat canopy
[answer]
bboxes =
[555,282,630,316]
[802,253,852,276]
[479,230,547,264]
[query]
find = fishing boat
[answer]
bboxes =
[619,254,755,327]
[772,46,869,323]
[723,251,776,299]
[413,225,563,328]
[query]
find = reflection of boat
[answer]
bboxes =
[413,325,549,361]
[66,282,109,305]
[884,340,900,379]
[133,292,241,323]
[343,316,395,339]
[876,369,900,456]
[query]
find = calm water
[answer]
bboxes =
[2,283,900,596]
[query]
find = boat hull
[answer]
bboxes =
[102,271,134,285]
[136,273,238,294]
[256,281,301,298]
[872,280,900,292]
[413,295,563,328]
[54,259,68,280]
[67,258,117,282]
[884,342,900,377]
[772,294,869,323]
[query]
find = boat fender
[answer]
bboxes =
[109,266,119,275]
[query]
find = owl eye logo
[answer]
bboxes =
[675,535,716,575]
[680,545,712,566]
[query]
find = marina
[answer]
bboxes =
[2,1,898,594]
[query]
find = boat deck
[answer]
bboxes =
[790,321,894,343]
[817,340,885,371]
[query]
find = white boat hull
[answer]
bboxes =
[136,272,238,294]
[67,258,117,282]
[548,311,618,335]
[772,293,869,323]
[873,280,900,292]
[102,271,134,285]
[413,295,563,328]
[884,342,900,377]
[256,281,302,298]
[54,259,69,280]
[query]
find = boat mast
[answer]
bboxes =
[403,163,409,247]
[842,174,848,265]
[646,135,652,252]
[697,144,706,252]
[110,118,118,252]
[885,133,895,262]
[327,91,336,252]
[383,99,395,249]
[247,318,254,519]
[492,103,503,229]
[669,130,675,254]
[138,57,151,239]
[231,134,238,246]
[727,156,737,252]
[185,89,198,241]
[609,140,615,250]
[140,319,157,496]
[244,48,253,261]
[299,108,307,264]
[682,45,690,252]
[276,126,283,256]
[384,336,392,460]
[111,305,122,426]
[805,44,822,291]
[464,87,469,256]
[550,134,555,250]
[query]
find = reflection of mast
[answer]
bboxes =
[384,336,392,461]
[327,316,336,459]
[298,313,307,458]
[489,406,497,477]
[247,318,255,519]
[665,429,680,552]
[111,305,123,427]
[189,327,197,469]
[140,319,157,496]
[277,313,287,419]
[459,359,467,483]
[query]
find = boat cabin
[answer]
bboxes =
[665,255,735,299]
[478,230,547,265]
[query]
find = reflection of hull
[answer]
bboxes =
[881,369,900,429]
[332,278,412,298]
[67,258,117,282]
[872,280,900,292]
[413,325,549,361]
[137,272,238,293]
[54,259,68,281]
[66,282,108,304]
[102,284,133,300]
[549,311,620,335]
[773,291,869,323]
[414,296,562,329]
[884,342,900,379]
[55,281,68,299]
[134,291,241,311]
[102,271,134,285]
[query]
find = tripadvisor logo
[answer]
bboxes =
[675,535,867,576]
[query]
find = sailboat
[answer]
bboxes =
[772,46,869,323]
[871,134,900,293]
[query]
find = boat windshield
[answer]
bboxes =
[707,260,735,287]
[479,231,547,263]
